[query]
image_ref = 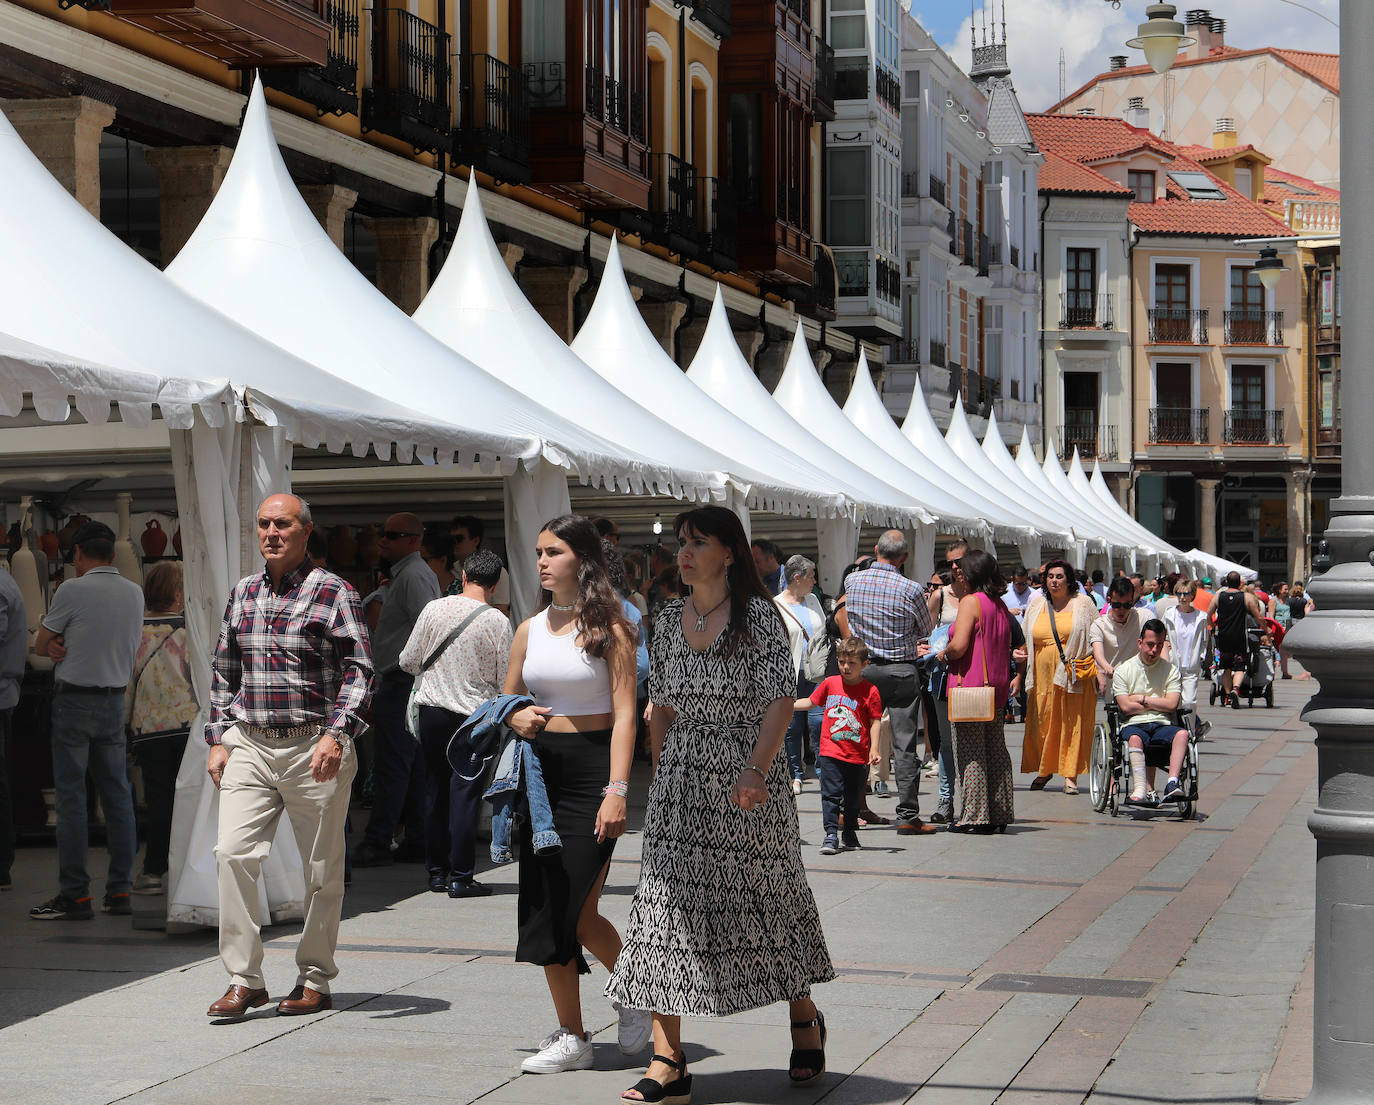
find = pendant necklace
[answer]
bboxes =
[690,594,729,633]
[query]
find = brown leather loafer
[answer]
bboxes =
[895,819,937,836]
[207,985,269,1018]
[277,985,332,1016]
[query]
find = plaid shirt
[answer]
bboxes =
[206,560,374,745]
[843,562,933,662]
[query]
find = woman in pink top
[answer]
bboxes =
[938,550,1024,833]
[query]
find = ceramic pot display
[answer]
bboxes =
[141,519,168,557]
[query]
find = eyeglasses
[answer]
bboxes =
[381,530,420,541]
[948,558,964,570]
[1109,601,1133,610]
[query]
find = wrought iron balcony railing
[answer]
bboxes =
[1009,243,1020,268]
[960,219,974,265]
[697,176,737,268]
[261,0,360,115]
[585,64,605,121]
[875,64,900,113]
[1147,307,1209,344]
[1149,407,1209,444]
[690,0,731,40]
[977,233,991,276]
[930,175,947,206]
[362,7,450,153]
[834,63,869,100]
[650,153,700,243]
[1061,414,1119,461]
[1223,409,1285,445]
[1058,292,1115,329]
[946,209,957,253]
[929,338,946,367]
[814,41,836,120]
[836,250,869,297]
[1223,309,1284,346]
[454,53,530,182]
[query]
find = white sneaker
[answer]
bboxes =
[873,781,890,797]
[792,778,803,795]
[613,1001,652,1055]
[131,873,164,895]
[521,1027,594,1074]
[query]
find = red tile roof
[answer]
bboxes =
[1028,113,1296,239]
[1174,143,1264,164]
[1048,46,1338,114]
[1258,167,1340,221]
[1039,150,1133,197]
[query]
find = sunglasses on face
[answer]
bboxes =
[382,530,419,541]
[1109,601,1133,610]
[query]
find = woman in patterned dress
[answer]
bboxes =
[937,549,1021,833]
[607,506,835,1104]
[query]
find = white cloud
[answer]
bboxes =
[932,0,1339,114]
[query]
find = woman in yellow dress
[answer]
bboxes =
[1021,560,1099,794]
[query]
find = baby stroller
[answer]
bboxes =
[1208,621,1277,708]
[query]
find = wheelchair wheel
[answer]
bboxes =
[1209,681,1218,706]
[1089,723,1111,813]
[1178,739,1200,820]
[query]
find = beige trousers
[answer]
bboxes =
[216,724,356,993]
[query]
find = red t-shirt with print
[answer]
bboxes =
[808,675,883,765]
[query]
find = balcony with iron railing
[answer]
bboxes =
[930,175,947,206]
[1009,243,1020,268]
[876,255,901,305]
[946,209,957,253]
[1148,407,1209,444]
[1147,307,1209,344]
[977,233,991,276]
[697,176,738,269]
[814,41,836,121]
[261,0,359,115]
[959,219,974,267]
[1058,292,1115,330]
[901,171,921,198]
[834,62,869,100]
[1061,413,1119,461]
[650,153,700,255]
[361,7,450,153]
[1223,309,1284,346]
[836,250,869,298]
[690,0,731,40]
[1223,409,1285,446]
[875,64,900,113]
[929,338,946,367]
[106,0,331,67]
[453,53,529,181]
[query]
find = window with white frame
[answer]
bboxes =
[986,305,1003,383]
[828,148,869,246]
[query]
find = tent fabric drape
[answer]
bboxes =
[503,459,575,624]
[166,416,303,931]
[816,516,862,597]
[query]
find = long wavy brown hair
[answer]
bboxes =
[673,505,781,659]
[538,514,629,660]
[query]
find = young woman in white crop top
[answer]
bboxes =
[502,514,643,1074]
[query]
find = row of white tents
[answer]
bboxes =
[0,78,1255,929]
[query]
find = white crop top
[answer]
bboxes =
[522,609,614,716]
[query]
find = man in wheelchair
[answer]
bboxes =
[1111,619,1189,805]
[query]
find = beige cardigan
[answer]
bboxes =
[1024,591,1099,695]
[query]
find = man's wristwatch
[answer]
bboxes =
[325,728,348,750]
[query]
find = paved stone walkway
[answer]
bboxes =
[0,677,1319,1105]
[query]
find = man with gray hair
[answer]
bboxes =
[775,554,826,792]
[841,530,936,835]
[204,493,374,1019]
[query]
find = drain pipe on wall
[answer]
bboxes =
[1126,224,1140,516]
[1038,194,1049,456]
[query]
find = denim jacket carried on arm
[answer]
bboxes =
[448,693,560,864]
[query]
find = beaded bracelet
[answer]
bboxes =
[602,780,629,797]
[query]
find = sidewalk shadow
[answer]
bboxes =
[334,992,453,1019]
[692,1068,909,1104]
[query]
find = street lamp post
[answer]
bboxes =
[1282,5,1374,1105]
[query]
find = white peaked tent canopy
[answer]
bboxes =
[166,79,639,485]
[685,289,928,590]
[1019,431,1136,565]
[1185,547,1259,583]
[1068,452,1177,572]
[414,177,730,503]
[571,239,849,523]
[772,336,987,547]
[841,360,1044,552]
[902,390,1074,563]
[1086,460,1205,578]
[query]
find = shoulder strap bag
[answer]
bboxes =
[778,601,830,683]
[947,599,997,723]
[405,604,489,739]
[1048,599,1097,686]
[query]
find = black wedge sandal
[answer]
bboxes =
[622,1052,692,1105]
[788,1009,827,1085]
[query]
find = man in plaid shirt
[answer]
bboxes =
[843,530,936,836]
[204,493,373,1020]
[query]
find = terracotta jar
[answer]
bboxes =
[57,513,90,554]
[141,519,168,558]
[355,524,381,568]
[38,531,59,560]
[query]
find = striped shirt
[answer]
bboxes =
[843,562,933,663]
[206,560,374,745]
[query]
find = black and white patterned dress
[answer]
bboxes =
[606,596,835,1017]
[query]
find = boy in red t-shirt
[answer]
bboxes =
[796,637,883,854]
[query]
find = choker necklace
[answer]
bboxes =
[550,600,576,613]
[690,594,729,633]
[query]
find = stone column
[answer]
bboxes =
[639,300,688,360]
[823,359,858,405]
[0,96,116,218]
[733,327,764,369]
[521,265,589,343]
[677,317,709,366]
[144,146,234,266]
[371,216,440,313]
[497,242,524,276]
[755,341,789,391]
[1197,478,1220,555]
[299,183,359,250]
[1285,469,1310,582]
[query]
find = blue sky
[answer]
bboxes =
[906,1,1339,114]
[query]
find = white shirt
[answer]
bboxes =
[400,596,513,717]
[1165,606,1208,670]
[1003,582,1033,616]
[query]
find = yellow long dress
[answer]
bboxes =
[1021,604,1095,777]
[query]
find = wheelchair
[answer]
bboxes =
[1088,702,1200,820]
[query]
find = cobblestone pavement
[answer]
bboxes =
[0,676,1318,1105]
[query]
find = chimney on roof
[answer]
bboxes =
[1108,55,1128,71]
[1125,96,1151,132]
[1213,116,1237,149]
[1184,8,1223,61]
